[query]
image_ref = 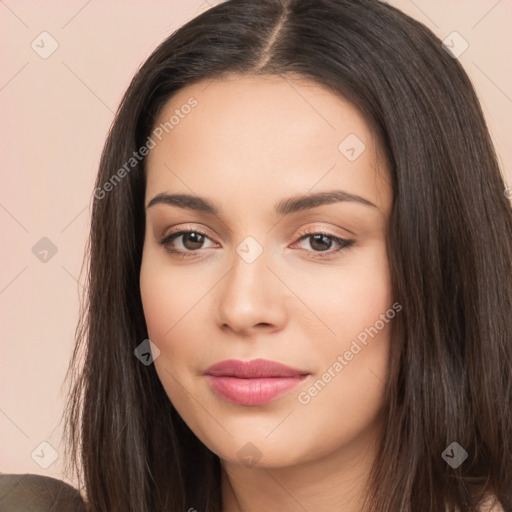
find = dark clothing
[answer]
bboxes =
[0,474,87,512]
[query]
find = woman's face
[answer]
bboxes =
[140,74,394,469]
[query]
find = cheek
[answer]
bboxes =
[139,249,201,345]
[139,253,205,421]
[294,241,393,349]
[297,322,390,459]
[291,243,393,426]
[139,248,215,382]
[139,253,193,393]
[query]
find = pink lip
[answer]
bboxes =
[204,359,310,406]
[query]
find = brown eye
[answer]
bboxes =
[292,230,355,259]
[181,232,206,250]
[308,234,334,251]
[160,229,216,257]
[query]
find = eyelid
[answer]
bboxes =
[291,226,355,257]
[159,223,355,258]
[294,224,352,241]
[161,224,346,242]
[162,222,216,239]
[160,224,218,248]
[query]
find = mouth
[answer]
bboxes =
[204,358,310,406]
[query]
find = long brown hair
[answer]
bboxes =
[63,0,512,510]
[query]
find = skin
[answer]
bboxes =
[140,73,394,512]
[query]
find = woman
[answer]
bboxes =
[55,0,512,510]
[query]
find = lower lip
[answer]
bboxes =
[205,375,309,406]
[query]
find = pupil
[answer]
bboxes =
[310,234,331,251]
[184,232,204,249]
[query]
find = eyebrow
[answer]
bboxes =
[145,189,378,215]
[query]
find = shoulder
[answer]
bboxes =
[0,473,87,512]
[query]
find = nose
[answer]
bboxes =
[216,243,287,335]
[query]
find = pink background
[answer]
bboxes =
[1,0,511,487]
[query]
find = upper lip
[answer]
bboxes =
[204,358,310,378]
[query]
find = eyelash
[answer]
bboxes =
[159,226,355,259]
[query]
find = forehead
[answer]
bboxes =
[145,74,390,214]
